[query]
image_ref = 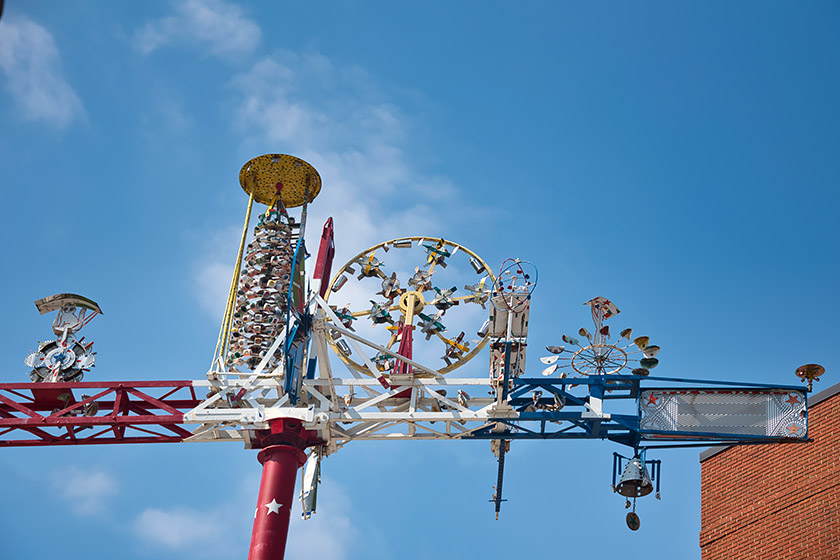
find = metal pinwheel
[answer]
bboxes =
[540,297,661,378]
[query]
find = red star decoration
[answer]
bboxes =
[647,394,658,405]
[786,424,801,435]
[786,394,800,406]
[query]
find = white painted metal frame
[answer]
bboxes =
[182,295,546,452]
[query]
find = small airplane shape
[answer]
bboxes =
[418,310,446,340]
[432,286,458,310]
[423,239,453,268]
[372,353,395,372]
[331,304,356,331]
[408,267,434,292]
[368,300,394,325]
[356,253,384,279]
[464,278,490,308]
[377,272,402,300]
[441,331,470,365]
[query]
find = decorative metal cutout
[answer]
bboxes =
[639,389,807,438]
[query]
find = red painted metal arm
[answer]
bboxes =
[312,217,335,298]
[0,381,201,447]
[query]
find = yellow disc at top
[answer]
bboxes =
[238,154,322,207]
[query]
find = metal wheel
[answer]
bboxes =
[571,343,629,376]
[26,339,93,382]
[325,237,495,376]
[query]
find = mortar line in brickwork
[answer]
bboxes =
[700,480,840,549]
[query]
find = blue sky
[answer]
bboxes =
[1,1,838,559]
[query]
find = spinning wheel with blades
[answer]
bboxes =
[540,296,662,379]
[325,237,495,376]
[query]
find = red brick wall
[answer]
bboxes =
[699,388,840,559]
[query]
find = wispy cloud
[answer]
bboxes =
[229,50,463,248]
[51,467,118,515]
[191,224,242,318]
[134,507,223,550]
[132,472,359,560]
[285,477,358,560]
[134,0,260,60]
[0,15,85,128]
[192,47,456,317]
[132,473,256,558]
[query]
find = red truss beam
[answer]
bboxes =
[0,381,201,447]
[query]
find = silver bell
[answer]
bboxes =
[615,456,653,498]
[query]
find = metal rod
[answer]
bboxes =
[494,440,507,520]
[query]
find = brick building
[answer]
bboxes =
[699,382,840,559]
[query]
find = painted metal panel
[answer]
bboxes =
[639,389,807,439]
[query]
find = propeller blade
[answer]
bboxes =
[643,345,660,358]
[640,357,659,369]
[633,336,650,350]
[542,364,559,376]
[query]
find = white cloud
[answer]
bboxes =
[191,224,243,318]
[230,53,445,257]
[191,48,456,319]
[134,0,260,60]
[51,467,118,515]
[134,507,221,549]
[131,472,359,560]
[132,473,257,558]
[0,15,85,128]
[285,477,358,560]
[195,260,236,319]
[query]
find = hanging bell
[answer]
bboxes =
[615,456,653,498]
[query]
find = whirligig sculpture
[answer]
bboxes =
[25,294,101,383]
[1,153,824,558]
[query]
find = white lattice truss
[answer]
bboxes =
[183,295,546,453]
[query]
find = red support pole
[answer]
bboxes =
[248,444,306,560]
[247,418,321,560]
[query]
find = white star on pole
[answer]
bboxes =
[264,499,283,515]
